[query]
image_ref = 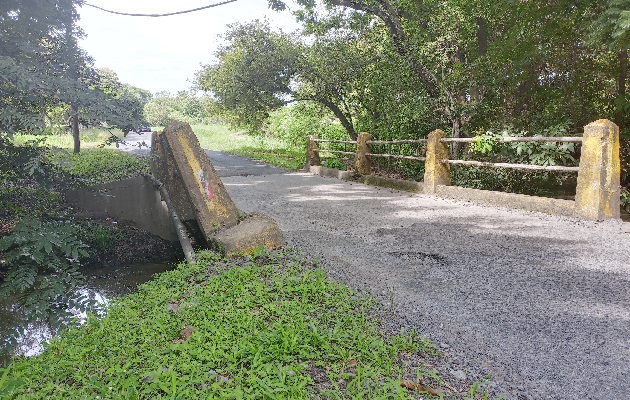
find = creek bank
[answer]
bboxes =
[75,216,183,268]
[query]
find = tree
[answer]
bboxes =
[0,0,84,136]
[197,20,385,139]
[92,68,152,134]
[1,1,152,152]
[590,0,630,131]
[290,0,479,143]
[197,21,300,134]
[143,91,211,126]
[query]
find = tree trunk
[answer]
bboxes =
[318,98,357,140]
[616,48,628,128]
[450,117,462,157]
[71,103,80,153]
[470,17,488,102]
[476,17,488,56]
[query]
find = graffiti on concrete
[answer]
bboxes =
[196,170,215,201]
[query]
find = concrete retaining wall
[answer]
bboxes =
[65,175,178,241]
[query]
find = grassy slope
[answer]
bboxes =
[0,251,482,399]
[191,124,306,170]
[11,128,125,150]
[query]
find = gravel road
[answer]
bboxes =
[122,131,630,399]
[216,157,630,400]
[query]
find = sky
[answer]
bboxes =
[76,0,300,95]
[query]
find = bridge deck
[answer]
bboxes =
[222,169,630,400]
[122,131,630,399]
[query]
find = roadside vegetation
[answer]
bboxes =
[10,128,126,151]
[0,138,175,357]
[0,250,494,399]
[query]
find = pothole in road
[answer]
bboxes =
[387,251,446,265]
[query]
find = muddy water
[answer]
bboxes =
[0,261,176,360]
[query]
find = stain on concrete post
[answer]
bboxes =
[305,134,321,169]
[423,129,451,193]
[575,119,621,220]
[152,121,240,241]
[355,132,372,175]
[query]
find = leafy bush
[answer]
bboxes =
[74,220,127,252]
[453,123,579,196]
[267,103,350,148]
[621,189,630,213]
[0,218,91,352]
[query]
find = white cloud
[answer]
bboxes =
[77,0,299,94]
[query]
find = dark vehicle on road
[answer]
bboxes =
[136,125,152,133]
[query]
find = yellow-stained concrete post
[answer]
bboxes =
[355,132,372,175]
[152,121,240,241]
[423,129,451,193]
[574,119,621,220]
[305,134,321,169]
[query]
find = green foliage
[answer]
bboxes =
[1,250,450,399]
[0,0,82,135]
[1,3,152,150]
[267,102,345,147]
[471,133,500,155]
[590,0,630,49]
[53,149,150,187]
[75,221,127,252]
[12,128,127,151]
[0,218,90,351]
[197,20,301,135]
[621,189,630,212]
[143,91,212,127]
[193,123,305,170]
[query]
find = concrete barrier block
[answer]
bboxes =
[305,134,321,169]
[435,185,575,217]
[213,213,285,257]
[309,165,354,180]
[151,121,240,240]
[355,132,372,175]
[358,175,423,193]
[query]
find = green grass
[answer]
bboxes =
[11,128,125,150]
[0,250,468,399]
[191,124,306,170]
[52,149,150,188]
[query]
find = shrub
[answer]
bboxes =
[0,218,92,353]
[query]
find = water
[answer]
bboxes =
[0,261,176,360]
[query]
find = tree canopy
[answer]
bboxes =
[198,0,629,141]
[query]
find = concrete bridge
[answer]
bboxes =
[95,127,629,399]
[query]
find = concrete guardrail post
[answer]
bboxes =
[574,119,621,220]
[305,134,321,170]
[423,129,451,193]
[355,132,372,175]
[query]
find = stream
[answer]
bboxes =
[0,261,176,360]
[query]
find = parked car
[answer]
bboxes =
[136,125,152,133]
